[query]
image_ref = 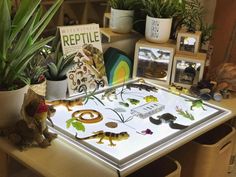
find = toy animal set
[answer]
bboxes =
[48,78,226,169]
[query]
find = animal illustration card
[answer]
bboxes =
[58,24,108,97]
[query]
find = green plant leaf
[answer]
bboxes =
[71,122,85,132]
[66,117,76,128]
[32,0,63,43]
[0,0,11,59]
[48,62,59,79]
[10,0,41,45]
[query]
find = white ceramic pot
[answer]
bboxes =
[145,15,172,43]
[0,85,29,128]
[46,79,68,100]
[110,8,134,34]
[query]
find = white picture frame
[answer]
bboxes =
[171,52,206,88]
[133,38,175,86]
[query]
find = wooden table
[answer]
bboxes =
[0,96,236,177]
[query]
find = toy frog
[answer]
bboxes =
[186,99,206,111]
[144,95,158,102]
[127,98,140,105]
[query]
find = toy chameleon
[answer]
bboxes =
[186,99,206,111]
[75,130,129,146]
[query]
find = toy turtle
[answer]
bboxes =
[149,113,188,130]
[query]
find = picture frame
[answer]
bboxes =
[133,38,175,85]
[171,52,206,88]
[176,30,202,54]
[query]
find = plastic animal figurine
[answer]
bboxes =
[1,89,57,150]
[186,99,206,111]
[144,95,158,102]
[127,98,140,105]
[75,131,129,146]
[126,83,158,92]
[149,113,188,130]
[46,98,83,111]
[101,88,117,101]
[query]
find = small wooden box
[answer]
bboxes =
[177,30,201,54]
[171,52,206,88]
[133,38,176,86]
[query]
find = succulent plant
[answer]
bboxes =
[0,0,63,90]
[45,42,76,81]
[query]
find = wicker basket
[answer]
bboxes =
[30,80,46,96]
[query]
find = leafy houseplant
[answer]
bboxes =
[45,42,76,100]
[108,0,139,33]
[0,0,62,127]
[142,0,183,43]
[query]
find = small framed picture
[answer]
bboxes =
[133,38,175,85]
[177,30,201,54]
[171,52,206,88]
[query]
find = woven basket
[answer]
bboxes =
[30,80,46,96]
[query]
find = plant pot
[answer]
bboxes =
[110,8,134,34]
[145,15,172,43]
[0,85,29,128]
[46,78,68,100]
[30,80,46,96]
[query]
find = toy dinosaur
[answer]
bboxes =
[46,98,83,111]
[186,99,206,111]
[1,89,57,150]
[75,130,129,146]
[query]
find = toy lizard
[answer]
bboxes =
[126,83,158,92]
[75,130,129,146]
[46,98,83,111]
[186,99,206,111]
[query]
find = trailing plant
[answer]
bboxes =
[106,108,133,123]
[0,0,63,90]
[45,42,76,81]
[141,0,183,18]
[176,106,194,120]
[108,0,139,10]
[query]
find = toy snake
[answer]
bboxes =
[72,109,103,123]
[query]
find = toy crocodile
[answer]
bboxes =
[186,99,206,111]
[75,131,129,146]
[126,83,158,92]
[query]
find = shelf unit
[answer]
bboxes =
[41,0,108,36]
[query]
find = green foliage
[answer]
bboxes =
[141,0,183,18]
[181,0,203,32]
[66,117,85,132]
[200,21,215,45]
[0,0,63,90]
[25,46,51,84]
[108,0,139,10]
[45,42,76,81]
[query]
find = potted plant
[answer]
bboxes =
[0,0,62,128]
[25,46,51,96]
[108,0,139,33]
[142,0,183,43]
[45,42,76,100]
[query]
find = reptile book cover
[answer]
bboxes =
[58,24,108,97]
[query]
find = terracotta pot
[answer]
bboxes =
[0,85,29,128]
[110,8,134,33]
[46,78,68,100]
[145,15,172,43]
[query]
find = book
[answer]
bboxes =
[58,24,108,97]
